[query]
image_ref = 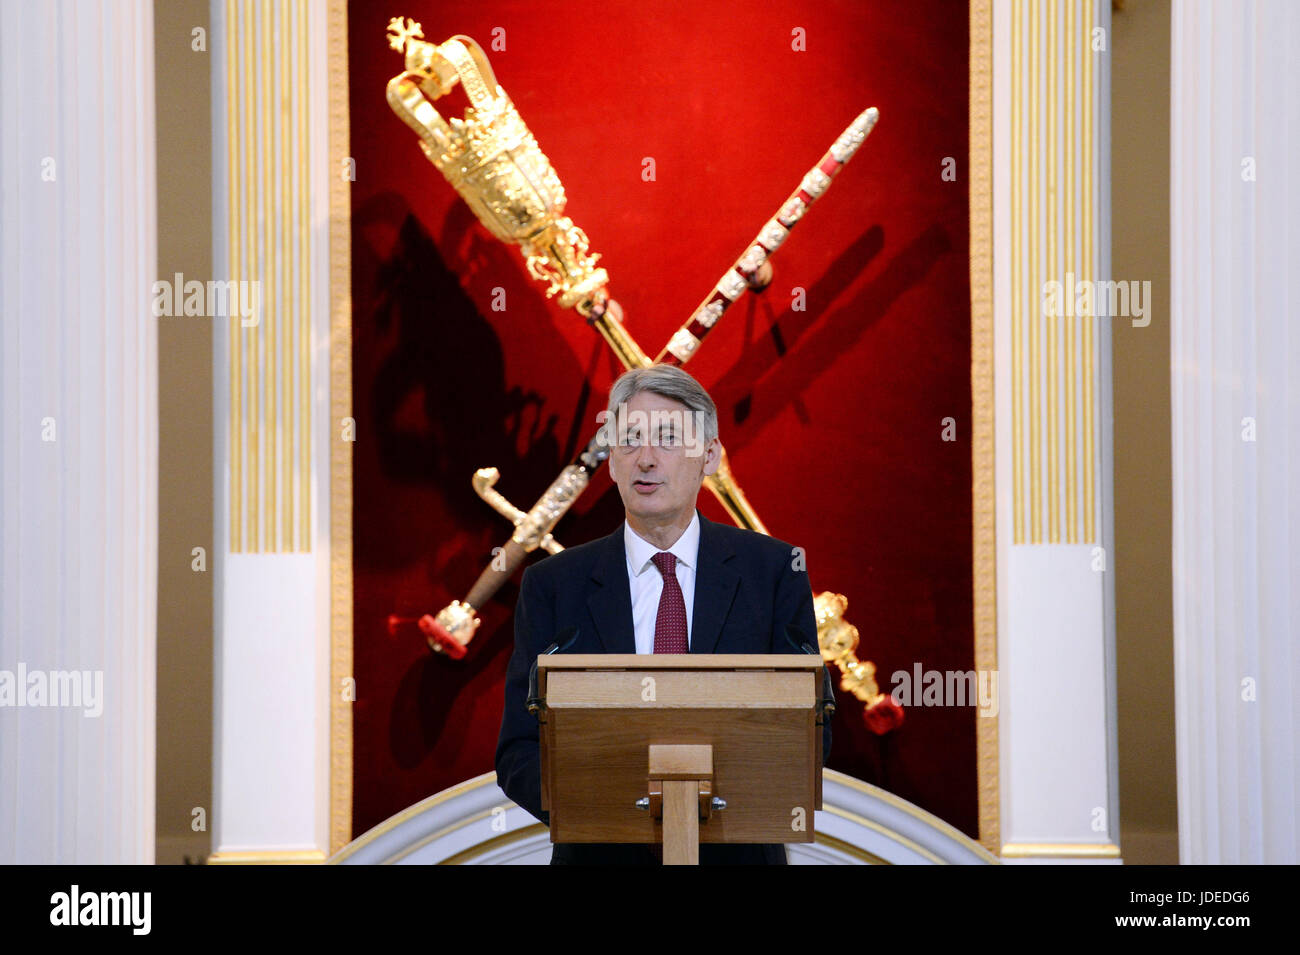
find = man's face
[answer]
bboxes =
[606,390,720,527]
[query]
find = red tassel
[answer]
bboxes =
[863,695,905,735]
[387,614,418,637]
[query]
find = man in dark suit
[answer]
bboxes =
[495,364,831,864]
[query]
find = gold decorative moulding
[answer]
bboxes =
[385,18,608,312]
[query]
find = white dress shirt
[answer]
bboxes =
[624,511,700,653]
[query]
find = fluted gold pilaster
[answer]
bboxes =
[1011,0,1102,545]
[226,0,313,554]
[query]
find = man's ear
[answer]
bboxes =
[702,437,721,476]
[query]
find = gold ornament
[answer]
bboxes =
[385,24,621,321]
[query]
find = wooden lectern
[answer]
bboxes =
[534,654,828,865]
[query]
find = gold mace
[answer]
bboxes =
[384,19,648,370]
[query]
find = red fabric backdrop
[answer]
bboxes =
[346,0,975,840]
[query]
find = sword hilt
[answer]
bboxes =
[472,468,564,555]
[424,456,601,657]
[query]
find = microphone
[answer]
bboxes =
[786,624,837,722]
[527,627,579,716]
[783,623,819,657]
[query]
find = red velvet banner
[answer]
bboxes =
[347,0,975,840]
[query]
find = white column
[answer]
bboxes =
[1170,0,1300,865]
[0,0,157,863]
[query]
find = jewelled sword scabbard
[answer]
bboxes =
[656,107,878,364]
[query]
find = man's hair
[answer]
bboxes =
[604,364,719,445]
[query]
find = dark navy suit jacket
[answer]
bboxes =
[494,508,832,865]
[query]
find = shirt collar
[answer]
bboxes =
[624,510,701,577]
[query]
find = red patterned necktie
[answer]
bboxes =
[650,552,689,653]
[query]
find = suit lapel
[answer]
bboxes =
[586,525,636,653]
[588,510,741,655]
[689,511,740,655]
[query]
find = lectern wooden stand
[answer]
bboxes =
[534,654,827,865]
